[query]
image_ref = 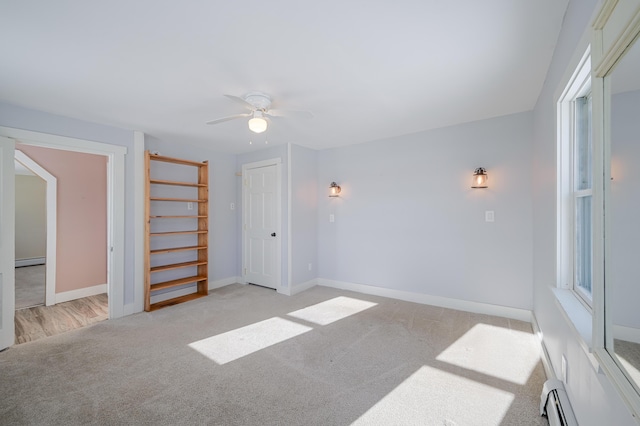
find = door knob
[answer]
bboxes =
[271,232,276,237]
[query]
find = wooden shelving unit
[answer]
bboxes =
[144,151,209,311]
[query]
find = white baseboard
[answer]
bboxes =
[149,277,240,305]
[532,313,556,380]
[123,302,138,317]
[56,284,107,304]
[614,324,640,344]
[15,257,45,267]
[290,278,318,295]
[209,276,240,290]
[317,278,532,322]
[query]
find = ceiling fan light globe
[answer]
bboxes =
[248,117,268,133]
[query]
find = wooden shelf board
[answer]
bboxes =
[150,230,208,236]
[150,215,207,219]
[149,292,208,311]
[150,260,207,273]
[150,179,206,187]
[150,245,207,255]
[145,151,209,312]
[150,275,208,292]
[149,154,208,167]
[150,197,207,202]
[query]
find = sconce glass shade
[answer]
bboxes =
[248,112,268,133]
[329,182,341,197]
[471,167,488,188]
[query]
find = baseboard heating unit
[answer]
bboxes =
[540,379,577,426]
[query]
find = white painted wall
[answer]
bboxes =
[531,0,637,423]
[14,175,46,261]
[290,144,318,289]
[317,112,534,310]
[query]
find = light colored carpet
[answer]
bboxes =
[0,284,547,425]
[15,265,45,309]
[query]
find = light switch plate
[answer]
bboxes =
[485,211,494,222]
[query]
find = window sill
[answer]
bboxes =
[551,286,602,373]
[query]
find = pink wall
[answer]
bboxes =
[17,145,107,293]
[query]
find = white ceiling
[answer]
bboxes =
[0,1,569,154]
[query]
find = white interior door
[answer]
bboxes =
[0,136,16,350]
[243,163,279,289]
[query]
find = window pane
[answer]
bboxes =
[575,95,592,191]
[575,195,592,297]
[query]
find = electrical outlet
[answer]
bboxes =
[561,354,568,383]
[187,202,193,210]
[329,214,335,223]
[230,202,235,210]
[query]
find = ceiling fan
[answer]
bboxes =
[206,92,313,133]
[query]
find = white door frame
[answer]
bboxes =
[14,150,57,306]
[0,126,126,320]
[0,137,16,350]
[242,158,282,293]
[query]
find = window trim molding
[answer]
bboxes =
[591,0,640,419]
[557,46,593,305]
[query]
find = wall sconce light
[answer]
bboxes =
[329,182,341,197]
[471,167,488,188]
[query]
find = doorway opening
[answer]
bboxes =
[14,159,46,309]
[13,144,110,344]
[14,150,57,309]
[0,128,128,351]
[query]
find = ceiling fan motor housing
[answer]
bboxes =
[244,92,271,110]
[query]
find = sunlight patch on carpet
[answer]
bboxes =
[436,323,540,385]
[188,317,312,364]
[352,365,514,425]
[287,296,377,326]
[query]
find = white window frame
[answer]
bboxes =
[557,46,593,308]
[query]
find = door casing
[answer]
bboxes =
[0,126,127,324]
[242,158,282,293]
[0,136,16,350]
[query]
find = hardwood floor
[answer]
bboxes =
[14,294,108,344]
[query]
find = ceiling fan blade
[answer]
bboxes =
[265,109,314,119]
[205,113,251,125]
[224,94,255,110]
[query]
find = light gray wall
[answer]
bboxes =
[0,101,137,306]
[290,144,318,287]
[14,175,46,260]
[236,144,289,289]
[531,0,637,423]
[317,112,534,309]
[144,136,238,284]
[610,89,640,328]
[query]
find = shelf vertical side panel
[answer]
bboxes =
[197,162,209,295]
[144,150,152,311]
